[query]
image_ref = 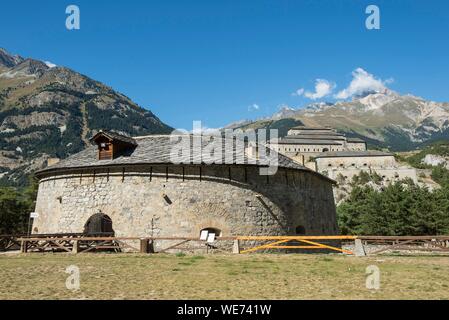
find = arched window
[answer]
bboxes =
[295,225,306,235]
[84,212,114,236]
[323,148,329,152]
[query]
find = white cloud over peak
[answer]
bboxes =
[292,88,304,96]
[335,68,393,99]
[303,79,335,100]
[248,103,260,111]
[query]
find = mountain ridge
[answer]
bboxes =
[0,48,173,186]
[229,90,449,151]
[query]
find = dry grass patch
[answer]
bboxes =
[0,253,448,300]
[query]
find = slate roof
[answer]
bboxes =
[346,137,366,143]
[275,139,344,145]
[290,126,333,130]
[90,130,137,146]
[281,135,346,141]
[36,135,331,179]
[314,150,392,158]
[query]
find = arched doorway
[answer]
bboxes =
[295,225,306,235]
[199,227,222,242]
[84,212,114,236]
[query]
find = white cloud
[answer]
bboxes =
[190,126,222,135]
[44,61,57,68]
[292,88,304,96]
[335,68,393,99]
[198,127,222,135]
[173,122,222,135]
[248,103,260,111]
[304,79,335,100]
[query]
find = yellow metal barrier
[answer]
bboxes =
[236,236,356,255]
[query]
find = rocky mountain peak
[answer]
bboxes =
[228,91,449,151]
[304,101,334,111]
[9,58,50,78]
[273,105,297,119]
[0,48,173,187]
[0,48,24,68]
[355,90,399,110]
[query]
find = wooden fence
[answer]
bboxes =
[0,235,22,252]
[2,234,449,255]
[353,235,449,255]
[14,235,237,254]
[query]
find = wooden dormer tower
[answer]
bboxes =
[90,130,137,160]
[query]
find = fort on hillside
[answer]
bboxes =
[269,126,418,183]
[32,131,339,242]
[269,126,367,165]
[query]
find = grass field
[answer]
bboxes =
[1,253,448,300]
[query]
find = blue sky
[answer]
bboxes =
[1,0,449,129]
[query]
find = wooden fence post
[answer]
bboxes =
[20,240,28,253]
[148,240,155,253]
[140,239,148,253]
[140,239,155,253]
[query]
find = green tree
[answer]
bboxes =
[0,187,29,234]
[431,165,449,186]
[337,175,449,236]
[0,175,38,235]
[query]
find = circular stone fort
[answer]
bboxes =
[33,131,339,239]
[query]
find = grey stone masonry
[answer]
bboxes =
[33,164,339,238]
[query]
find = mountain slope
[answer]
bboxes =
[230,91,449,151]
[0,48,173,186]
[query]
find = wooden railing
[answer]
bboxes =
[2,234,448,255]
[0,235,22,252]
[353,235,449,255]
[15,235,236,254]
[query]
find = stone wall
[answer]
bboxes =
[315,155,397,170]
[325,167,418,183]
[345,142,366,151]
[33,165,339,239]
[274,144,345,154]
